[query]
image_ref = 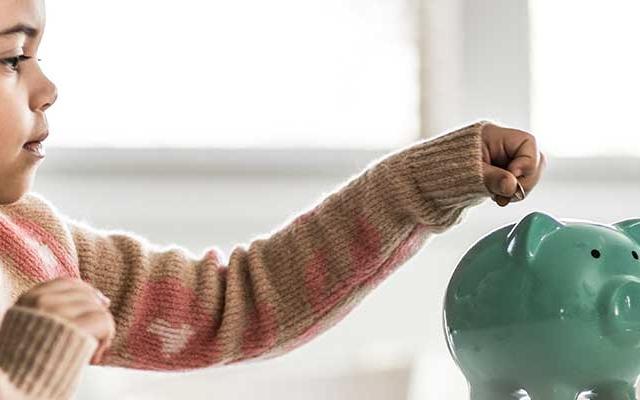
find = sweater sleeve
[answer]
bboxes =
[0,371,24,400]
[62,121,491,371]
[0,306,98,400]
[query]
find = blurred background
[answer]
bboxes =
[32,0,639,399]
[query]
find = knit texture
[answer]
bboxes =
[0,307,97,400]
[0,120,491,399]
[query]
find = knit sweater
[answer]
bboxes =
[0,121,491,399]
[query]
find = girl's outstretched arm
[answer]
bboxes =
[62,121,491,370]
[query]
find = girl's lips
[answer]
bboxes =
[23,140,46,158]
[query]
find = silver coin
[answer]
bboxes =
[512,181,526,201]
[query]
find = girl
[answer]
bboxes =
[0,0,545,399]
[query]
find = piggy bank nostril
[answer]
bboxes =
[612,283,640,319]
[613,295,633,317]
[633,250,639,260]
[604,280,640,347]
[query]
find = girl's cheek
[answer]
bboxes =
[0,98,28,145]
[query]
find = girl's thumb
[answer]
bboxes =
[483,164,518,197]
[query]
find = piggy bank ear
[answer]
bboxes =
[506,212,564,262]
[613,219,640,245]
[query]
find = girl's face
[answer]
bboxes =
[0,0,57,205]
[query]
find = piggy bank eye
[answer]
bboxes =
[633,251,639,260]
[591,249,601,258]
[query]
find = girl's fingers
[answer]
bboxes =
[482,124,546,204]
[48,298,107,320]
[18,287,109,313]
[76,310,115,365]
[483,163,519,198]
[505,135,540,178]
[90,337,112,365]
[493,195,511,207]
[504,134,546,196]
[513,152,547,196]
[73,309,116,343]
[17,278,110,309]
[15,277,116,366]
[15,278,77,305]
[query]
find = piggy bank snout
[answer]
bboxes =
[600,277,640,347]
[610,281,640,319]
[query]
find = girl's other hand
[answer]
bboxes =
[481,123,547,207]
[15,277,115,365]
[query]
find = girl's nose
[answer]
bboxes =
[41,90,58,112]
[30,66,58,112]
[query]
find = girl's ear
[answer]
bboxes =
[506,212,564,263]
[613,219,640,245]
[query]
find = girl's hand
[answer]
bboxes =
[15,277,115,365]
[481,123,546,207]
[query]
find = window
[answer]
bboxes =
[39,1,420,149]
[530,1,640,157]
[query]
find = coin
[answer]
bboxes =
[512,181,526,201]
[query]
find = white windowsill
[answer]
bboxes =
[37,147,640,181]
[37,147,398,177]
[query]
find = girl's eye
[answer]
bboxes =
[1,55,36,72]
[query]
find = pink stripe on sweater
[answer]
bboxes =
[303,250,330,315]
[279,297,359,354]
[348,212,383,281]
[239,294,279,361]
[0,216,77,281]
[11,214,78,277]
[365,223,430,289]
[274,212,385,354]
[125,276,226,370]
[277,222,430,354]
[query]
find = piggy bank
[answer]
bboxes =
[444,212,640,400]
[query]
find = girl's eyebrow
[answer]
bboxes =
[0,23,39,38]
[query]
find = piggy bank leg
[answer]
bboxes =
[591,381,636,400]
[469,383,528,400]
[527,384,579,400]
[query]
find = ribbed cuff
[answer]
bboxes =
[0,305,98,400]
[379,120,492,229]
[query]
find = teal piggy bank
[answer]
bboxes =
[444,212,640,400]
